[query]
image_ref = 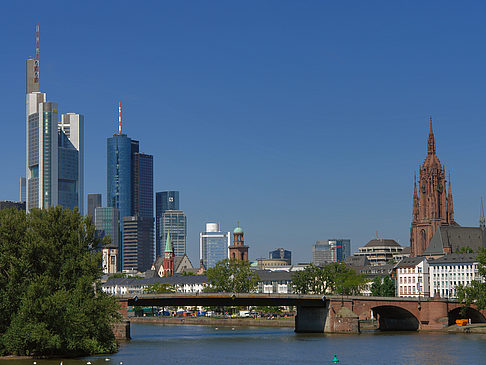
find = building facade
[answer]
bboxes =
[429,253,480,299]
[161,210,187,257]
[410,119,455,257]
[95,207,120,248]
[228,224,249,261]
[87,193,102,218]
[155,191,179,257]
[355,239,405,266]
[19,177,26,203]
[269,248,292,265]
[122,215,154,273]
[200,223,230,269]
[396,257,430,298]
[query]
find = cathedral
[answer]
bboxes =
[410,118,456,257]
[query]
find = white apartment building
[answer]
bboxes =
[396,257,430,297]
[429,253,480,299]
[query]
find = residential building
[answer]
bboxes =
[122,216,154,273]
[155,191,179,257]
[410,119,455,256]
[355,239,406,266]
[255,270,293,294]
[269,248,292,265]
[200,223,230,269]
[19,177,26,203]
[161,210,187,257]
[102,276,208,296]
[396,257,430,298]
[228,224,249,261]
[87,193,102,218]
[26,26,83,214]
[429,253,481,299]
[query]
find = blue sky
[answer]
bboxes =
[1,1,486,264]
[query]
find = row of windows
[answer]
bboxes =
[398,267,423,274]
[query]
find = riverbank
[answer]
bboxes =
[447,324,486,334]
[130,316,295,328]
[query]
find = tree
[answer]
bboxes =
[457,248,486,311]
[204,259,259,293]
[457,246,474,254]
[0,207,120,356]
[292,263,366,295]
[370,276,396,297]
[145,283,176,294]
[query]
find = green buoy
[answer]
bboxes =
[332,353,339,363]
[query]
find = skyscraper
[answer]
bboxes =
[26,25,83,214]
[87,193,102,218]
[312,239,350,265]
[155,191,179,257]
[19,177,26,203]
[107,102,154,271]
[200,223,230,268]
[161,210,187,257]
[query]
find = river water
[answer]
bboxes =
[1,323,486,365]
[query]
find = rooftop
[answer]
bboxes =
[363,239,401,248]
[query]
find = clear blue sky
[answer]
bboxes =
[1,1,486,264]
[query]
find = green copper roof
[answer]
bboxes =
[234,226,243,234]
[165,231,173,253]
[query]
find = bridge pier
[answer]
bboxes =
[295,305,327,333]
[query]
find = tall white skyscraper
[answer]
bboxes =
[25,25,84,213]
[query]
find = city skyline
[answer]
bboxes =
[2,2,486,264]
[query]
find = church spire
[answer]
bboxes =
[427,116,436,155]
[480,197,485,230]
[447,171,454,223]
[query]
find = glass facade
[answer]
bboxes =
[122,215,154,272]
[155,191,179,257]
[95,207,120,248]
[161,210,186,257]
[312,239,351,266]
[87,194,102,218]
[132,153,153,218]
[200,225,230,269]
[269,248,292,264]
[107,134,134,220]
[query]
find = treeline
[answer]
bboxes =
[0,207,120,357]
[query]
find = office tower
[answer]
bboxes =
[19,177,26,202]
[26,25,84,213]
[161,210,187,257]
[200,223,230,269]
[87,193,102,218]
[107,102,154,271]
[312,239,351,266]
[122,216,154,272]
[155,191,179,257]
[95,207,120,273]
[269,248,292,265]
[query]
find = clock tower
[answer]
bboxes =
[410,118,455,256]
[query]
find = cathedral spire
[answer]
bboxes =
[427,116,436,155]
[447,171,454,223]
[480,197,485,230]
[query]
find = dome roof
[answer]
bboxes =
[234,226,243,234]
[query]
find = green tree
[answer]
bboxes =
[456,246,474,254]
[370,276,396,297]
[203,259,259,293]
[145,283,176,294]
[457,248,486,311]
[0,207,120,356]
[292,263,366,295]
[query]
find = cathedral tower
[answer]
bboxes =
[410,118,455,256]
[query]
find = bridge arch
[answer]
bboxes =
[372,305,419,331]
[448,307,486,326]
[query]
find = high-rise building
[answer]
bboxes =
[269,248,292,265]
[107,102,154,271]
[26,25,83,214]
[312,239,351,265]
[410,118,455,256]
[200,223,230,269]
[19,177,26,203]
[122,216,154,272]
[95,206,120,273]
[155,191,179,257]
[87,193,102,218]
[161,210,187,257]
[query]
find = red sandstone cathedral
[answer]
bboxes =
[410,118,456,257]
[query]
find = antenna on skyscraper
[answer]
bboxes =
[34,23,39,83]
[118,101,122,134]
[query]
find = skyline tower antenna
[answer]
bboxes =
[34,23,39,84]
[118,100,122,134]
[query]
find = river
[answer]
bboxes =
[1,323,486,364]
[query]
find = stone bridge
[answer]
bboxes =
[115,293,486,335]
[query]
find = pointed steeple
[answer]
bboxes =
[480,197,485,230]
[165,231,173,253]
[427,116,436,155]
